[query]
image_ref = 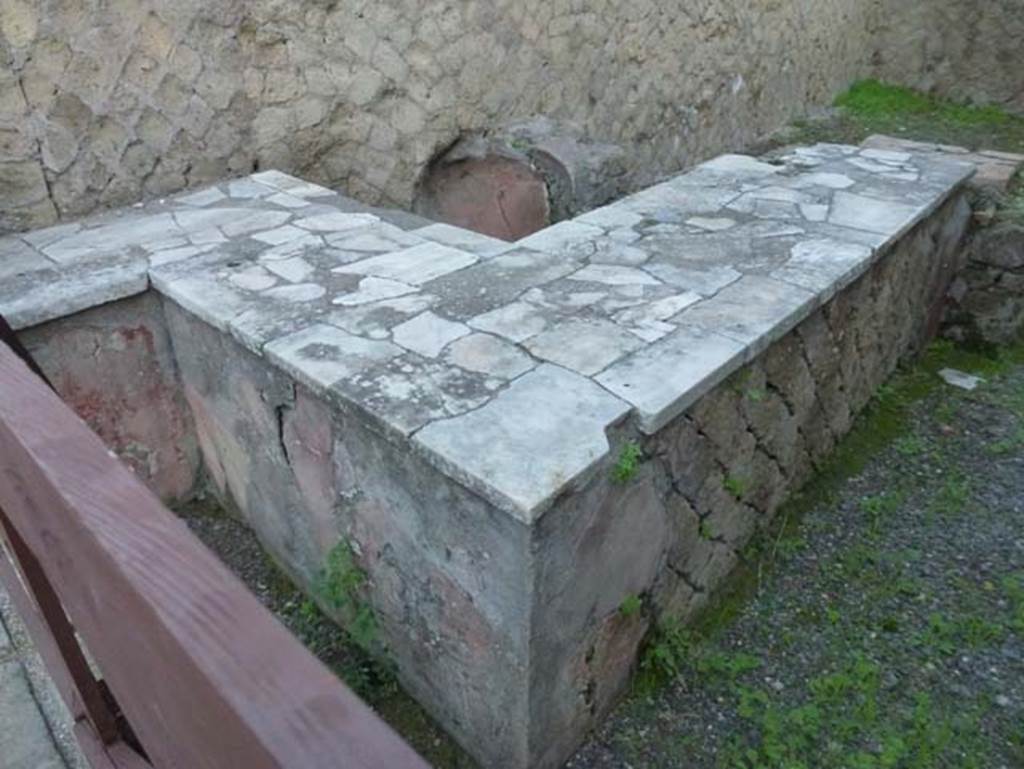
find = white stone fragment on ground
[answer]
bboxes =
[939,368,985,391]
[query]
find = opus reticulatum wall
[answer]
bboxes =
[6,0,1014,235]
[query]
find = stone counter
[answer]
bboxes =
[0,145,974,768]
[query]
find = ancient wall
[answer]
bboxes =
[0,0,888,233]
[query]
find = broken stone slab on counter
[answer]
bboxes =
[0,144,976,769]
[862,134,1024,194]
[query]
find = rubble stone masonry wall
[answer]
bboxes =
[5,0,1000,234]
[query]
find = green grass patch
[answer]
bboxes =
[636,620,761,693]
[781,79,1024,155]
[836,80,1016,129]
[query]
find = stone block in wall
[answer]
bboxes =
[945,223,1024,344]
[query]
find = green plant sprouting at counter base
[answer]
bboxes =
[315,540,379,653]
[612,442,643,484]
[620,594,643,617]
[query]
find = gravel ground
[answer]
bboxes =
[569,348,1024,769]
[179,345,1023,769]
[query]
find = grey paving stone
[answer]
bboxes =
[39,213,182,265]
[251,170,335,199]
[413,222,515,257]
[0,662,66,769]
[227,178,274,199]
[265,322,401,394]
[294,212,380,232]
[151,271,253,334]
[570,264,661,286]
[524,318,643,376]
[828,191,921,236]
[220,209,293,238]
[19,222,82,250]
[392,311,471,358]
[328,222,424,253]
[515,220,604,254]
[642,262,743,296]
[595,325,747,433]
[262,283,327,303]
[772,238,875,300]
[328,294,438,339]
[420,247,581,320]
[335,242,477,285]
[468,301,549,343]
[0,237,51,281]
[1,259,149,330]
[175,187,228,207]
[699,153,783,177]
[415,364,631,520]
[445,333,536,380]
[338,352,497,437]
[574,206,645,230]
[676,274,817,356]
[332,276,418,306]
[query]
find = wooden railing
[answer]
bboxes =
[0,331,430,769]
